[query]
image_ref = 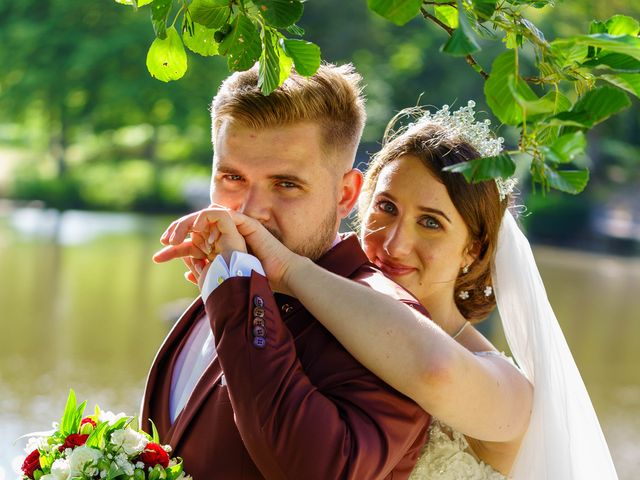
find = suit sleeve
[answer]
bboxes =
[205,271,429,480]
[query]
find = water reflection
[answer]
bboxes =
[1,208,638,478]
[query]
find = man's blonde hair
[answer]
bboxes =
[210,63,366,160]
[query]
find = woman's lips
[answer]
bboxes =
[375,258,417,276]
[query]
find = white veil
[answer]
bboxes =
[493,210,618,479]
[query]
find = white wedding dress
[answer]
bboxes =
[409,420,505,480]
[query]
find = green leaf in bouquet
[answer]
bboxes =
[599,73,640,98]
[166,458,185,480]
[151,0,173,39]
[485,52,538,125]
[442,154,516,183]
[259,28,281,95]
[146,26,188,82]
[281,39,320,77]
[367,0,422,26]
[442,1,481,57]
[605,15,640,36]
[540,131,586,164]
[189,0,230,30]
[85,420,110,449]
[254,0,304,28]
[150,419,161,443]
[33,470,43,480]
[543,165,590,194]
[60,389,78,436]
[219,14,261,72]
[149,464,167,480]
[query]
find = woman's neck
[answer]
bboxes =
[419,292,467,337]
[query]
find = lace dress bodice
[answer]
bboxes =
[409,420,506,479]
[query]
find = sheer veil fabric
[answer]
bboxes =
[493,211,618,479]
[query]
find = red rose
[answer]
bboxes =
[21,449,40,479]
[138,442,170,469]
[80,417,97,428]
[58,433,89,451]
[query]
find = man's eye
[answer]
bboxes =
[224,175,243,181]
[277,181,298,189]
[376,200,396,214]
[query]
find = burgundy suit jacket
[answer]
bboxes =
[141,234,431,479]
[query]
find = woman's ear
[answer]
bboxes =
[462,240,481,268]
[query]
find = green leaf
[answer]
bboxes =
[259,29,280,95]
[572,85,631,126]
[190,0,230,30]
[434,5,458,29]
[281,39,321,76]
[254,0,304,28]
[286,24,305,36]
[442,154,516,183]
[543,165,589,194]
[541,131,586,164]
[553,34,640,61]
[589,20,607,35]
[220,15,261,71]
[277,41,294,84]
[582,52,640,72]
[146,26,188,82]
[166,458,184,480]
[183,20,219,56]
[367,0,422,26]
[472,0,497,20]
[60,389,77,436]
[138,0,154,5]
[484,51,538,125]
[605,15,640,36]
[151,0,173,39]
[599,73,640,97]
[442,0,480,57]
[508,77,562,117]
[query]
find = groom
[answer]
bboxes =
[142,63,431,479]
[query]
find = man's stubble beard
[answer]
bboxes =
[262,206,339,262]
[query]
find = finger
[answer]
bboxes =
[161,213,196,245]
[153,240,208,263]
[191,208,227,236]
[168,211,201,245]
[184,271,198,285]
[191,230,216,258]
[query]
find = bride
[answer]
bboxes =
[160,102,618,478]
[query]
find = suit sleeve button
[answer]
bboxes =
[253,317,265,327]
[253,336,266,349]
[253,296,264,308]
[253,306,265,317]
[253,325,266,337]
[281,303,293,314]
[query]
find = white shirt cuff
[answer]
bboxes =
[201,252,265,301]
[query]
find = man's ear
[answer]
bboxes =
[337,168,363,219]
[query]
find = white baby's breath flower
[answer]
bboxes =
[50,458,70,480]
[25,436,47,453]
[110,428,148,456]
[68,446,102,477]
[135,461,145,469]
[114,453,135,476]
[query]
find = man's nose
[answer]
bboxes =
[383,220,413,259]
[238,187,271,223]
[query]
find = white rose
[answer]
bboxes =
[97,410,127,425]
[110,428,148,456]
[50,458,70,480]
[68,446,102,477]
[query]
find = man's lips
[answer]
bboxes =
[375,258,417,276]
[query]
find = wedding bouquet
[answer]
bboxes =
[20,390,190,480]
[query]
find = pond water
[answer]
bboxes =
[1,206,639,478]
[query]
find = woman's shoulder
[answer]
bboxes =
[409,420,507,480]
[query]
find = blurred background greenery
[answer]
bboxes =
[1,1,639,478]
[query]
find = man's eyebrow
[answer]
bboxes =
[381,191,452,224]
[215,164,242,175]
[270,174,310,186]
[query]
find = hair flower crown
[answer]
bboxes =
[411,101,516,200]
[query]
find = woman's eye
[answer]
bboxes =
[376,200,396,214]
[420,216,441,229]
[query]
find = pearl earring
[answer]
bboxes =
[462,265,469,274]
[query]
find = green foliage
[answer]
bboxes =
[367,0,422,26]
[443,154,516,182]
[146,27,188,82]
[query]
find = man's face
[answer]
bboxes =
[211,120,341,260]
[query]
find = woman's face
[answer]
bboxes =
[361,155,475,305]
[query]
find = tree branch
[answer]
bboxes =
[420,7,489,80]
